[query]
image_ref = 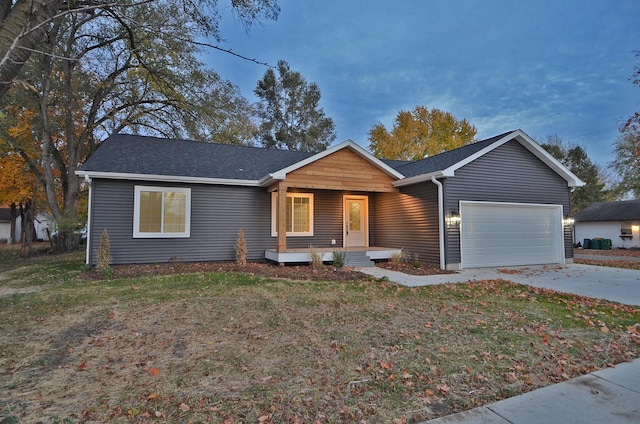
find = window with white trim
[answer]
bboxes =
[271,192,314,236]
[133,186,191,238]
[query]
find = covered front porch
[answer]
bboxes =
[262,140,406,267]
[265,246,402,267]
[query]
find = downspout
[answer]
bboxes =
[84,174,92,266]
[431,176,445,270]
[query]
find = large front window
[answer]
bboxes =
[134,186,191,238]
[271,193,314,236]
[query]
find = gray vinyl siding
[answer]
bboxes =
[88,181,375,266]
[284,189,342,249]
[88,179,274,266]
[442,140,573,265]
[373,184,440,265]
[284,190,377,249]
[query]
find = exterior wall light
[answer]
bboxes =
[446,211,461,226]
[563,215,575,226]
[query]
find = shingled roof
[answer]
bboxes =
[575,200,640,222]
[78,130,581,188]
[80,134,315,180]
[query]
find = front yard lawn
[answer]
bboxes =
[1,248,638,423]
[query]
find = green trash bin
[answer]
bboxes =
[591,239,602,250]
[602,239,612,250]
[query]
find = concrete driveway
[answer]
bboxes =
[360,263,640,306]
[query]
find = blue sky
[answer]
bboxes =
[206,0,639,166]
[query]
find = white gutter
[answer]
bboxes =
[75,170,261,187]
[431,176,445,270]
[83,174,92,266]
[393,170,452,187]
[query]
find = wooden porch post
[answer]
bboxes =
[277,181,287,253]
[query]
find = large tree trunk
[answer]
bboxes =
[19,199,33,257]
[0,0,64,97]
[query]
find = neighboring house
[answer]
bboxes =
[0,208,19,243]
[574,200,640,249]
[77,129,583,270]
[0,208,54,243]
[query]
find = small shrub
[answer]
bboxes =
[411,253,421,269]
[332,250,347,270]
[309,246,323,270]
[235,228,247,266]
[96,228,112,276]
[390,250,403,264]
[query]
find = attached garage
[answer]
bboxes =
[460,201,565,268]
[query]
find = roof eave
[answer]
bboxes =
[75,170,261,187]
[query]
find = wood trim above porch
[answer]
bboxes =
[279,148,399,193]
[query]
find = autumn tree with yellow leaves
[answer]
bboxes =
[0,0,278,253]
[0,108,43,255]
[368,106,477,161]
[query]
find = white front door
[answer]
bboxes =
[344,196,368,247]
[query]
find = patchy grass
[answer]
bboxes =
[575,248,640,270]
[574,258,640,270]
[0,251,639,423]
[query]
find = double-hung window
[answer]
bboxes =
[133,186,191,238]
[271,193,314,236]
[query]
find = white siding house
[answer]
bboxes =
[574,200,640,249]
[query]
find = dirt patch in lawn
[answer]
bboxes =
[376,261,454,275]
[81,260,373,282]
[81,259,452,282]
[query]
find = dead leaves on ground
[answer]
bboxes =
[2,278,638,423]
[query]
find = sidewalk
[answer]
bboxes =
[420,359,640,424]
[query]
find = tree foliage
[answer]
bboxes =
[254,60,336,152]
[368,106,477,161]
[0,0,278,252]
[541,135,612,212]
[610,129,640,199]
[615,51,640,198]
[0,0,280,98]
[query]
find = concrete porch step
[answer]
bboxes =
[345,250,375,267]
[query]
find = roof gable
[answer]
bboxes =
[575,200,640,222]
[393,129,584,188]
[263,140,404,184]
[280,146,399,192]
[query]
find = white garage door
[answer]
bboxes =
[460,202,564,268]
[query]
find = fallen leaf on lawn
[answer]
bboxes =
[179,403,190,412]
[148,367,160,377]
[436,384,450,394]
[600,326,610,333]
[259,415,269,423]
[425,389,435,396]
[380,361,391,369]
[77,362,87,371]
